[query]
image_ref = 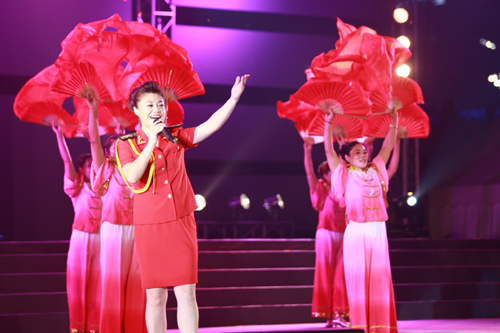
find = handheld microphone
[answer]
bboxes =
[153,117,179,143]
[161,127,179,144]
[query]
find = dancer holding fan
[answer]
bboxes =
[52,124,102,333]
[324,108,399,333]
[303,138,349,327]
[116,75,249,333]
[86,94,147,333]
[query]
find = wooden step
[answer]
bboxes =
[0,292,68,315]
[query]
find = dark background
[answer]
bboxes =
[1,0,499,240]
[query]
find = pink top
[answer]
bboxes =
[331,155,389,222]
[310,179,346,233]
[91,158,134,225]
[64,173,102,234]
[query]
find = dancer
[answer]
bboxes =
[53,123,102,333]
[303,138,349,327]
[116,75,249,333]
[324,109,399,333]
[87,97,147,333]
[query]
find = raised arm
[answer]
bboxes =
[387,137,401,180]
[303,138,318,190]
[52,123,76,181]
[121,120,164,184]
[377,108,399,164]
[87,95,105,172]
[323,110,341,172]
[193,75,249,144]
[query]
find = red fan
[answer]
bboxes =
[51,61,115,102]
[293,79,371,118]
[370,75,424,115]
[277,96,364,144]
[330,114,365,140]
[277,96,324,143]
[131,63,205,102]
[69,97,121,138]
[364,103,429,138]
[53,21,130,102]
[15,101,77,128]
[166,100,185,127]
[120,31,204,102]
[14,64,78,130]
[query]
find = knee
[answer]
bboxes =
[146,288,167,308]
[174,284,197,304]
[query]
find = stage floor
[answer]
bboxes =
[167,318,500,332]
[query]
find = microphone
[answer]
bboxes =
[153,117,179,143]
[161,127,179,144]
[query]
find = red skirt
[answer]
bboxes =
[134,213,198,289]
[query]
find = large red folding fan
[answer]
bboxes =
[277,96,364,144]
[51,61,116,102]
[14,65,77,129]
[293,79,371,118]
[364,103,429,138]
[370,75,424,115]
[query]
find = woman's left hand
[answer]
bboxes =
[230,75,250,101]
[389,107,398,123]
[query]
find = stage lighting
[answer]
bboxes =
[396,64,411,77]
[195,194,206,211]
[263,194,284,220]
[494,80,500,88]
[397,36,411,48]
[480,38,496,50]
[406,193,417,207]
[393,8,409,24]
[228,193,250,210]
[228,193,250,219]
[488,74,498,83]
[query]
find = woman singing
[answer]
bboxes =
[116,75,249,333]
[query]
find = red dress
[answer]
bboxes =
[309,179,349,319]
[116,126,199,288]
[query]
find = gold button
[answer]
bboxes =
[164,180,168,184]
[158,155,162,158]
[177,146,180,149]
[168,194,172,198]
[162,167,165,171]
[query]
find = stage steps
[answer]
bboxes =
[0,238,499,331]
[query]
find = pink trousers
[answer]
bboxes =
[67,229,101,333]
[312,228,349,319]
[100,222,147,333]
[343,221,398,333]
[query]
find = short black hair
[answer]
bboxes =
[103,134,120,157]
[75,153,92,170]
[128,81,165,111]
[317,161,330,180]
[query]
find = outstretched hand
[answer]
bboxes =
[303,137,314,152]
[86,93,98,117]
[52,122,63,136]
[388,107,398,123]
[230,75,250,101]
[325,109,335,124]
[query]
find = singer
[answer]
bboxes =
[115,76,249,333]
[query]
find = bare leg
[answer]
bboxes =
[145,287,168,333]
[174,284,198,333]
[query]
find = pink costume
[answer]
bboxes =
[64,173,102,333]
[331,155,398,333]
[309,179,349,320]
[91,158,146,333]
